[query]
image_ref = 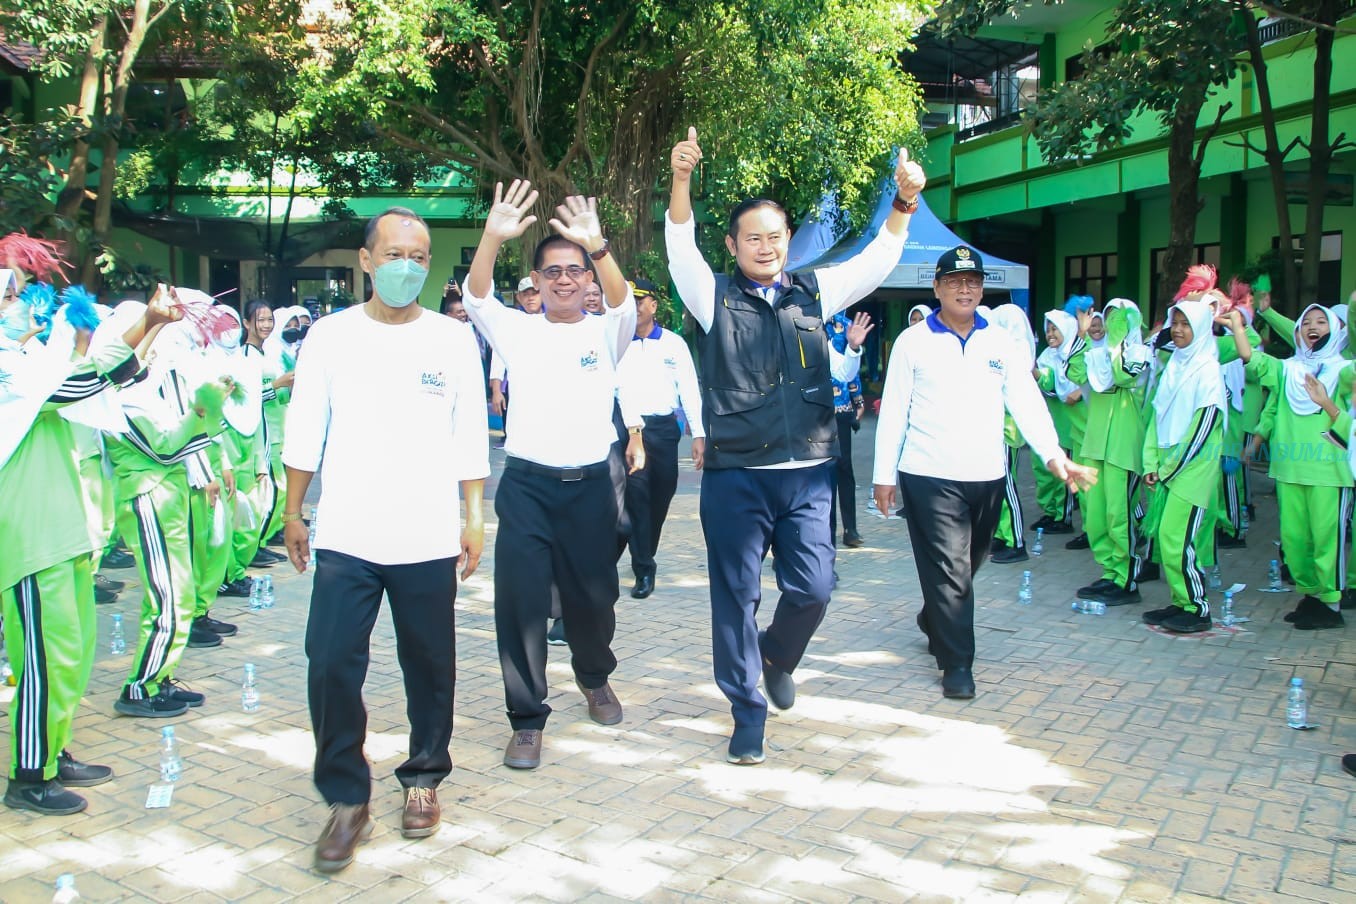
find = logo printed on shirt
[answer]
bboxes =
[663,356,677,368]
[987,358,1005,375]
[580,349,600,371]
[420,370,447,396]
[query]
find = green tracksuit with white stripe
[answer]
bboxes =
[1144,407,1223,616]
[2,342,138,782]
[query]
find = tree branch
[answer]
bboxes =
[1193,101,1232,171]
[562,10,635,170]
[1244,1,1356,37]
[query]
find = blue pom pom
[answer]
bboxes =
[21,283,57,340]
[59,285,102,331]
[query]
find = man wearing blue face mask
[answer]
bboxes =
[282,207,491,871]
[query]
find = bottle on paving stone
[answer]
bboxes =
[261,574,275,608]
[1268,559,1283,591]
[159,726,182,783]
[53,874,79,903]
[241,663,260,713]
[1221,591,1235,627]
[110,613,125,654]
[249,576,262,611]
[1207,564,1223,591]
[1071,599,1106,615]
[0,652,12,687]
[1032,528,1044,557]
[1017,570,1033,605]
[1286,677,1308,730]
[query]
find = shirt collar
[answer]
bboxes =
[926,310,988,347]
[633,322,663,341]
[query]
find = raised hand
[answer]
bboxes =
[547,196,605,254]
[484,180,540,243]
[846,311,874,350]
[1076,307,1094,338]
[1256,290,1271,313]
[1303,373,1335,408]
[672,126,703,181]
[145,284,184,328]
[894,147,926,201]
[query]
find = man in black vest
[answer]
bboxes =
[665,127,925,764]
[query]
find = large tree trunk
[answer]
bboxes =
[56,18,107,226]
[1300,0,1337,306]
[1158,100,1206,321]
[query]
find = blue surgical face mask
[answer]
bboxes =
[372,259,429,308]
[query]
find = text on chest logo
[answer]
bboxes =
[580,350,600,370]
[420,370,446,394]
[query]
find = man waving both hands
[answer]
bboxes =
[463,181,637,772]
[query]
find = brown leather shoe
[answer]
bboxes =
[503,729,542,769]
[401,787,440,838]
[576,679,623,725]
[314,802,371,873]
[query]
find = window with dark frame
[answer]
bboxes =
[1271,232,1344,305]
[1064,252,1119,306]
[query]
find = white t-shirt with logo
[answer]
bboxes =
[464,288,636,468]
[283,305,491,565]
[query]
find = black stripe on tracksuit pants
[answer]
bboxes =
[14,577,51,781]
[126,493,179,699]
[898,472,1006,671]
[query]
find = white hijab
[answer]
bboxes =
[262,305,307,371]
[212,306,262,436]
[1153,300,1226,446]
[988,303,1036,368]
[907,303,932,327]
[1283,304,1347,416]
[1037,310,1080,400]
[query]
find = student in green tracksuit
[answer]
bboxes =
[1,299,163,815]
[258,304,306,543]
[109,313,233,717]
[1067,300,1150,605]
[988,304,1037,563]
[1141,300,1227,634]
[1228,304,1354,629]
[1033,310,1084,533]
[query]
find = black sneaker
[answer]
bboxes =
[1285,595,1325,623]
[1136,562,1161,584]
[1343,754,1356,778]
[100,548,136,570]
[1161,609,1212,634]
[57,751,113,788]
[1031,515,1057,531]
[1065,532,1090,550]
[842,530,864,548]
[249,550,281,568]
[267,531,286,547]
[161,677,205,708]
[989,537,1007,555]
[1342,589,1356,611]
[1100,586,1142,607]
[546,619,566,646]
[1142,606,1180,626]
[1042,519,1074,535]
[94,585,117,605]
[991,545,1029,564]
[3,779,87,815]
[1077,578,1119,599]
[758,630,796,711]
[218,578,252,598]
[1294,602,1344,631]
[115,688,189,718]
[187,619,223,648]
[1216,530,1246,549]
[95,573,126,593]
[199,613,237,636]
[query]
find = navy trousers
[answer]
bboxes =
[700,462,834,729]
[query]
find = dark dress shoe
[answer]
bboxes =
[401,787,440,838]
[57,751,113,787]
[917,610,935,657]
[546,619,566,646]
[4,779,87,815]
[991,545,1028,564]
[1065,532,1090,550]
[503,729,542,769]
[942,667,976,699]
[314,802,372,872]
[631,574,655,599]
[726,723,765,765]
[758,630,796,710]
[842,530,864,548]
[100,548,136,570]
[576,679,623,725]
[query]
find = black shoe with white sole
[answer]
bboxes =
[3,779,87,815]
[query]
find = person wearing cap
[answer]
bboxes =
[873,246,1096,700]
[462,181,638,772]
[488,276,543,446]
[616,278,705,598]
[666,127,923,765]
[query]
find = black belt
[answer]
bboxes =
[642,412,678,423]
[505,456,610,482]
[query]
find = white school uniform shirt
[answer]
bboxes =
[464,288,637,467]
[282,306,491,566]
[873,311,1064,485]
[616,325,705,437]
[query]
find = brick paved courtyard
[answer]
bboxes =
[2,422,1354,902]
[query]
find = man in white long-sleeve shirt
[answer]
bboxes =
[665,127,925,765]
[872,246,1097,700]
[463,180,638,773]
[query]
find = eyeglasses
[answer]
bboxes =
[940,274,984,290]
[537,265,590,281]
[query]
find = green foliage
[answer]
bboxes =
[0,114,79,233]
[114,149,156,199]
[95,247,166,294]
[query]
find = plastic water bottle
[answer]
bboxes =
[1017,570,1033,605]
[0,654,11,687]
[1071,599,1107,615]
[1221,591,1235,627]
[261,574,275,609]
[1286,677,1308,729]
[1239,506,1250,533]
[1268,559,1283,591]
[53,874,79,903]
[1032,528,1044,557]
[241,663,260,712]
[249,577,263,611]
[308,506,318,547]
[1207,564,1223,591]
[110,613,126,654]
[159,726,182,783]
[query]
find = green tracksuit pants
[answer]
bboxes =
[189,487,233,620]
[1159,492,1212,616]
[227,470,264,584]
[78,456,117,559]
[1083,460,1141,589]
[1277,482,1352,605]
[3,555,97,782]
[120,471,194,700]
[1033,448,1074,523]
[994,446,1026,550]
[1218,460,1248,540]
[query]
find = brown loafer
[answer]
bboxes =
[314,802,371,873]
[503,729,542,769]
[401,787,440,838]
[576,679,623,725]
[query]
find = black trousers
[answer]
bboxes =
[829,411,859,539]
[898,472,1005,671]
[624,413,681,578]
[495,459,620,730]
[305,549,458,806]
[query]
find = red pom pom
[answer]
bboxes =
[1174,264,1218,302]
[0,232,69,283]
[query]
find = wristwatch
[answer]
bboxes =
[281,511,303,524]
[590,239,611,261]
[892,194,919,214]
[628,425,643,435]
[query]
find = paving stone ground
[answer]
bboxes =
[2,420,1355,902]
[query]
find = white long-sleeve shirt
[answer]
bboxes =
[873,312,1064,485]
[617,326,705,436]
[465,287,636,467]
[282,306,490,565]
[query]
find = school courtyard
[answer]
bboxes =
[1,421,1353,903]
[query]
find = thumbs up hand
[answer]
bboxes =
[894,147,927,202]
[672,126,703,181]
